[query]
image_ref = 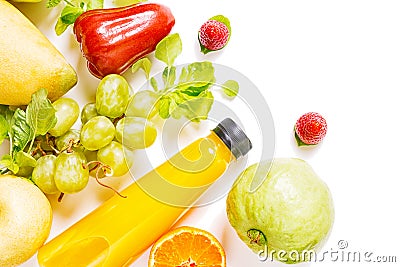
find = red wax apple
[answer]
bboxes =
[74,3,175,78]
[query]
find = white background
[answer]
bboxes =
[10,0,400,266]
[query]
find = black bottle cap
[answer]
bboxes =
[212,118,252,159]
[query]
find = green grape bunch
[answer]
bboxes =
[33,74,157,201]
[0,73,154,201]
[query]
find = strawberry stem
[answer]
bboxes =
[199,40,211,54]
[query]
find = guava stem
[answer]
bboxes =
[247,229,267,246]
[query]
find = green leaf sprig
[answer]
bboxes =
[0,89,57,175]
[47,0,104,35]
[47,0,149,35]
[131,58,152,80]
[131,33,239,122]
[113,0,148,8]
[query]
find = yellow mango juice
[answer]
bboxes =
[37,119,251,267]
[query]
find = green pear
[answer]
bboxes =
[0,0,77,106]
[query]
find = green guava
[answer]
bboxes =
[226,158,334,264]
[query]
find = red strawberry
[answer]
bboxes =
[198,19,230,54]
[294,112,327,146]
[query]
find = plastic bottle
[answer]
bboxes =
[37,118,252,267]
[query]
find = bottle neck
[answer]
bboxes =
[207,131,235,164]
[212,118,252,159]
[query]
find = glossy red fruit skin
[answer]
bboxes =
[295,112,327,145]
[74,3,175,78]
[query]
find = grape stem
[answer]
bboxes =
[94,175,127,199]
[45,134,60,155]
[88,161,101,173]
[66,139,78,153]
[112,114,125,125]
[86,161,127,199]
[31,141,47,157]
[58,192,65,202]
[60,139,81,154]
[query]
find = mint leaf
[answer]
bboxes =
[14,151,37,168]
[55,18,70,36]
[221,80,239,97]
[179,84,208,97]
[55,4,84,35]
[155,33,182,66]
[60,5,84,24]
[177,61,216,90]
[0,90,54,174]
[0,155,19,174]
[0,105,8,114]
[0,115,8,145]
[10,109,32,154]
[162,66,176,89]
[179,67,188,84]
[131,57,152,79]
[26,88,57,137]
[0,106,14,138]
[47,0,62,8]
[169,90,214,122]
[155,62,216,121]
[113,0,147,7]
[49,0,103,35]
[150,77,159,91]
[88,0,104,10]
[157,97,171,119]
[149,60,234,122]
[0,105,14,122]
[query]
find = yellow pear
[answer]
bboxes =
[0,0,77,106]
[0,175,52,266]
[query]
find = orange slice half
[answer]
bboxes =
[148,226,226,267]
